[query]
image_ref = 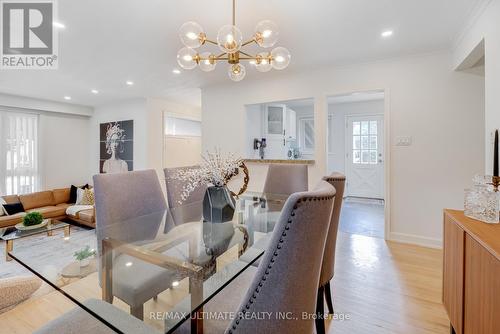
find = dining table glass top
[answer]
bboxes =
[8,191,289,334]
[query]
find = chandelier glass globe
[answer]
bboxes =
[271,47,291,70]
[228,63,246,81]
[255,20,279,48]
[179,21,205,48]
[199,52,216,72]
[255,52,272,72]
[217,25,243,53]
[177,47,198,70]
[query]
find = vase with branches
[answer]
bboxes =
[173,149,249,223]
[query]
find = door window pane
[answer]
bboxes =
[353,136,360,149]
[352,119,379,165]
[353,150,361,164]
[361,151,370,163]
[361,136,369,149]
[361,121,369,135]
[353,122,360,135]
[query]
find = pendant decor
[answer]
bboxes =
[176,0,291,81]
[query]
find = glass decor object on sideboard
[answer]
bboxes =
[173,149,249,223]
[464,180,499,224]
[464,129,500,224]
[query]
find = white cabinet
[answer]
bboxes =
[263,104,297,158]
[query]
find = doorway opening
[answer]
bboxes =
[327,91,386,238]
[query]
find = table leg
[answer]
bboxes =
[189,277,204,334]
[47,230,53,237]
[5,240,13,261]
[64,225,70,237]
[101,238,114,303]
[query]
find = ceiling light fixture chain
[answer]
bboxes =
[177,0,290,81]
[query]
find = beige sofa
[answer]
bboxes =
[0,188,95,229]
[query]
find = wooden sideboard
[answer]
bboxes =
[443,210,500,334]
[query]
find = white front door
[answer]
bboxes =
[345,115,384,199]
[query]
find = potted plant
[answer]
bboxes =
[174,149,249,223]
[22,212,44,227]
[74,246,96,268]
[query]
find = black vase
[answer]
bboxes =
[203,186,235,223]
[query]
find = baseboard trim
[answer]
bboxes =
[389,232,442,249]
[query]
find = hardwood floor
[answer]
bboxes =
[0,232,449,333]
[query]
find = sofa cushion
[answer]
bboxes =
[19,191,55,211]
[2,195,20,204]
[78,209,95,223]
[0,212,26,228]
[2,202,25,215]
[27,206,66,219]
[56,203,71,210]
[53,188,70,205]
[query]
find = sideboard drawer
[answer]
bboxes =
[443,214,465,334]
[464,235,500,334]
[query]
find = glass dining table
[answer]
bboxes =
[7,191,288,334]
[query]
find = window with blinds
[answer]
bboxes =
[0,111,40,195]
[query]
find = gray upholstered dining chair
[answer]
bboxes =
[34,298,159,334]
[316,172,346,333]
[93,169,176,320]
[176,179,336,333]
[263,163,308,195]
[164,166,207,225]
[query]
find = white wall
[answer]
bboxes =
[147,98,202,173]
[90,99,148,179]
[202,51,485,248]
[328,99,385,174]
[40,112,91,189]
[453,0,498,172]
[90,98,201,183]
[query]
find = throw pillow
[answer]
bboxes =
[0,198,6,216]
[2,202,25,215]
[75,188,85,205]
[80,188,95,206]
[69,184,89,203]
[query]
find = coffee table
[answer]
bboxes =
[1,219,70,261]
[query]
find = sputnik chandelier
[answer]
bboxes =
[176,0,291,81]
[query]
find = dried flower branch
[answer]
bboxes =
[173,149,243,203]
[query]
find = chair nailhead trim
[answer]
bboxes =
[230,194,334,332]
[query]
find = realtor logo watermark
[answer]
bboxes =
[0,0,58,69]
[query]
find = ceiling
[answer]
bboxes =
[0,0,486,108]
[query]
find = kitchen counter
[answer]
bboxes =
[244,159,315,165]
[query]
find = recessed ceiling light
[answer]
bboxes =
[125,262,133,267]
[53,21,65,29]
[64,96,71,100]
[126,80,134,86]
[381,30,393,38]
[91,89,99,94]
[172,68,181,74]
[172,281,180,287]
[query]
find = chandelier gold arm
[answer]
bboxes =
[241,38,257,47]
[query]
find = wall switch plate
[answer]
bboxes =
[396,136,412,146]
